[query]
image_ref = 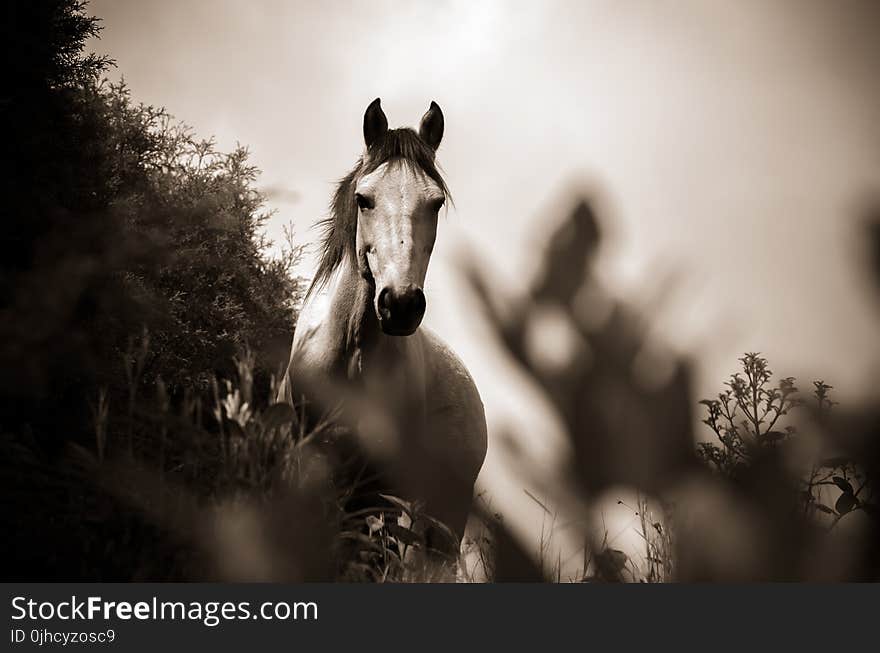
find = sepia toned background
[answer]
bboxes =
[84,0,880,571]
[4,0,878,582]
[89,0,880,397]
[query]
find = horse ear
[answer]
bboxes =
[419,101,444,151]
[363,98,388,149]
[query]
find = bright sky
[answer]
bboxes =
[89,0,880,574]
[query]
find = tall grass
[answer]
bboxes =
[9,331,466,582]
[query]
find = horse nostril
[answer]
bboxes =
[395,286,423,313]
[377,287,393,320]
[409,287,426,315]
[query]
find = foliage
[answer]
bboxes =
[0,0,304,447]
[101,79,305,393]
[5,0,880,583]
[463,190,880,581]
[697,353,874,526]
[3,335,465,580]
[0,0,306,579]
[697,353,804,475]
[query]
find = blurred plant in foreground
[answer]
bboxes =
[464,193,880,582]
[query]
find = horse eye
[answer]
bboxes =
[355,193,374,211]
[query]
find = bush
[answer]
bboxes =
[0,1,303,445]
[0,0,304,579]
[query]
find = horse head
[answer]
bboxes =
[354,99,447,336]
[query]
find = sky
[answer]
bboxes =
[89,0,880,573]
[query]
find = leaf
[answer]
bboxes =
[379,494,420,519]
[832,477,854,494]
[345,506,399,520]
[417,513,459,548]
[261,402,295,432]
[365,515,384,534]
[835,493,858,515]
[385,523,423,547]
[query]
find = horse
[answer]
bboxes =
[277,99,487,551]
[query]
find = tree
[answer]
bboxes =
[0,0,303,444]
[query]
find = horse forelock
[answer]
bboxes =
[307,128,449,298]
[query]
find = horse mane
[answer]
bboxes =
[307,128,450,297]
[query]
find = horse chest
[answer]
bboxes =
[359,334,429,425]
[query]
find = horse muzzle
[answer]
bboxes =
[376,284,426,336]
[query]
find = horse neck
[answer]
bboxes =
[302,255,427,430]
[326,257,428,428]
[325,255,382,379]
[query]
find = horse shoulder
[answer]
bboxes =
[279,275,346,404]
[418,327,488,477]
